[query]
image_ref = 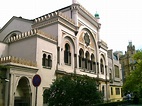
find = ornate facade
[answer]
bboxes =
[0,1,122,105]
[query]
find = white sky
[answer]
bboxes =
[1,0,142,53]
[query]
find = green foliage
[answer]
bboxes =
[0,65,8,78]
[0,65,9,70]
[123,50,142,97]
[44,74,103,106]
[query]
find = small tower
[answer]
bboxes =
[72,0,77,4]
[127,41,135,55]
[71,0,78,26]
[95,12,100,19]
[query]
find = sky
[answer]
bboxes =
[1,0,142,53]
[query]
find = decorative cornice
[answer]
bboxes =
[98,40,108,51]
[33,18,58,29]
[6,29,37,43]
[33,11,75,27]
[58,12,75,25]
[34,11,58,24]
[0,56,37,67]
[71,3,80,10]
[6,29,57,43]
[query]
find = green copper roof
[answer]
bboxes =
[95,12,100,19]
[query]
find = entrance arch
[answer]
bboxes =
[14,77,31,106]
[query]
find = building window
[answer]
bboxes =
[47,55,52,67]
[111,87,113,95]
[91,54,96,73]
[115,88,120,95]
[42,54,46,66]
[109,73,112,80]
[79,49,84,68]
[85,51,90,70]
[100,59,104,74]
[102,85,105,97]
[64,43,71,65]
[115,65,119,78]
[42,53,52,68]
[109,69,112,82]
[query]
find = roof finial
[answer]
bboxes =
[72,0,77,4]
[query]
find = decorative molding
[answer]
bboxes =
[5,29,57,43]
[33,11,75,26]
[79,32,84,43]
[98,40,108,50]
[0,56,37,67]
[84,32,90,46]
[6,29,37,43]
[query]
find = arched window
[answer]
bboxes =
[100,59,104,74]
[79,49,84,68]
[64,43,71,65]
[109,69,112,81]
[111,87,113,95]
[47,55,52,67]
[85,51,90,70]
[42,53,52,68]
[102,85,105,97]
[3,31,22,42]
[42,54,46,66]
[114,65,119,78]
[91,54,96,73]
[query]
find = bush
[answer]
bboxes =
[44,74,103,106]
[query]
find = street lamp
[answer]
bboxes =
[0,77,9,82]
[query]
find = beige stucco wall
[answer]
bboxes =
[9,36,37,61]
[35,37,57,106]
[39,24,58,38]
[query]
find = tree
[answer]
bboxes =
[44,74,103,106]
[0,65,8,78]
[123,50,142,97]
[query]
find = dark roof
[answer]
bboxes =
[0,16,33,33]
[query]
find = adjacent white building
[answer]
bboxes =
[0,1,122,106]
[108,50,123,101]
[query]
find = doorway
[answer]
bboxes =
[14,77,31,106]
